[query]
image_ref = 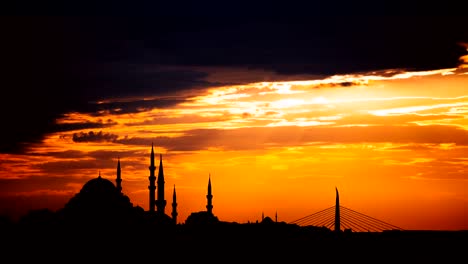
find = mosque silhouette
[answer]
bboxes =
[55,143,219,227]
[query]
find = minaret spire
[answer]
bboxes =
[171,184,178,225]
[151,143,155,167]
[335,187,341,232]
[156,153,166,214]
[148,143,156,212]
[116,157,122,193]
[206,174,213,215]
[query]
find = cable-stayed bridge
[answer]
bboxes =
[289,188,403,232]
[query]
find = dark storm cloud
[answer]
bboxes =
[0,17,223,153]
[88,96,188,116]
[0,10,466,153]
[72,131,118,143]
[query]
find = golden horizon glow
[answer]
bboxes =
[1,66,467,231]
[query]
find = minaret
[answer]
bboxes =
[116,157,122,193]
[171,184,178,224]
[148,144,156,213]
[206,174,213,215]
[156,153,166,214]
[335,187,341,232]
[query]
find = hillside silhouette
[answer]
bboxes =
[0,145,466,262]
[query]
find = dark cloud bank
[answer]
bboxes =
[0,6,467,153]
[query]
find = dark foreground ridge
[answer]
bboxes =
[1,218,466,263]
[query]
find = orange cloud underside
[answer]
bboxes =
[1,68,467,230]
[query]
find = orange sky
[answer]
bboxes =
[0,64,467,230]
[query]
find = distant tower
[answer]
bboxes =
[335,187,341,232]
[148,144,156,213]
[156,154,166,214]
[116,157,122,193]
[171,184,178,224]
[275,211,278,222]
[206,174,213,215]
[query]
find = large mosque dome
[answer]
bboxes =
[58,174,138,226]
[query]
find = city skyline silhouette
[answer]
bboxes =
[1,143,466,262]
[0,143,439,232]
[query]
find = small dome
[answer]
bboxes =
[185,211,219,225]
[261,216,274,224]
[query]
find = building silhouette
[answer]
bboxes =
[146,145,173,225]
[56,171,144,226]
[148,143,156,213]
[171,184,178,225]
[185,174,219,225]
[49,144,223,227]
[206,174,213,214]
[156,153,167,215]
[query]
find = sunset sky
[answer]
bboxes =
[0,7,467,230]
